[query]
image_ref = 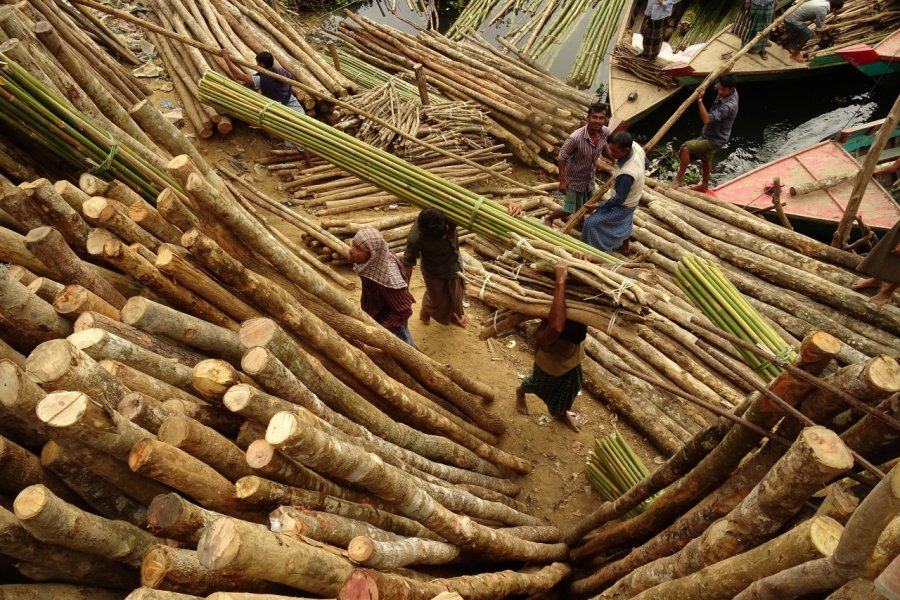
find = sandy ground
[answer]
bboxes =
[182,116,664,537]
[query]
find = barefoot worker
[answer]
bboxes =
[851,219,900,306]
[545,103,611,228]
[349,228,416,346]
[516,261,587,433]
[580,131,646,254]
[402,208,467,328]
[219,48,313,169]
[783,0,844,63]
[672,73,739,192]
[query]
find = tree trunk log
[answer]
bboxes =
[27,338,130,409]
[799,356,900,426]
[18,180,91,250]
[0,584,125,600]
[348,534,461,569]
[790,173,856,196]
[35,391,153,460]
[273,506,403,547]
[129,99,211,175]
[53,285,121,320]
[27,277,65,304]
[815,481,860,525]
[98,239,236,330]
[841,392,900,460]
[156,188,200,233]
[140,544,275,595]
[339,562,571,600]
[157,415,253,482]
[69,328,196,393]
[197,516,354,596]
[74,311,207,366]
[827,578,881,600]
[632,516,843,600]
[25,227,125,309]
[128,438,263,521]
[570,331,841,561]
[0,434,77,503]
[235,475,439,540]
[0,505,137,589]
[733,465,900,600]
[146,493,221,544]
[599,426,854,598]
[39,440,148,526]
[155,244,260,324]
[191,359,256,402]
[100,360,207,407]
[267,411,565,561]
[125,588,202,600]
[13,483,162,566]
[0,265,73,344]
[236,317,502,477]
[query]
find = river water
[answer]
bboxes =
[332,1,899,187]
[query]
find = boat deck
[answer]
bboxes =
[710,140,900,230]
[686,29,808,77]
[875,28,900,60]
[609,64,682,125]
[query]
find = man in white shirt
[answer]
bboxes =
[783,0,844,62]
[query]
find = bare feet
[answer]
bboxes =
[451,314,467,328]
[515,388,529,415]
[562,410,582,433]
[871,292,893,306]
[790,52,806,63]
[419,310,431,326]
[671,178,684,188]
[851,277,880,291]
[691,184,709,192]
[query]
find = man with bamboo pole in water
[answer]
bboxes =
[516,260,587,433]
[219,48,314,169]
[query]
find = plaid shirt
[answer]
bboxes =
[360,278,413,329]
[558,125,610,193]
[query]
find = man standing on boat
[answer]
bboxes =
[640,0,680,60]
[672,73,739,192]
[545,103,611,228]
[580,131,646,254]
[782,0,844,63]
[742,0,775,60]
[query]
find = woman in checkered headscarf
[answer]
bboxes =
[349,228,416,346]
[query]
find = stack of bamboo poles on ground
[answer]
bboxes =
[807,0,900,58]
[566,325,900,599]
[324,47,447,104]
[329,12,593,172]
[138,0,354,137]
[0,143,591,597]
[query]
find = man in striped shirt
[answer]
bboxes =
[545,103,611,228]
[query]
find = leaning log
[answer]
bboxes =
[13,484,162,566]
[73,311,208,366]
[27,338,130,409]
[0,434,79,504]
[53,285,122,321]
[0,264,73,344]
[140,544,274,595]
[146,493,221,544]
[197,516,354,596]
[157,415,253,482]
[347,534,461,569]
[0,584,125,600]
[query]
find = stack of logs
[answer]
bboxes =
[0,145,590,599]
[141,0,356,137]
[809,0,900,58]
[331,11,594,172]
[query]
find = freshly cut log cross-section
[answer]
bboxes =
[27,338,131,409]
[36,390,152,461]
[13,484,162,566]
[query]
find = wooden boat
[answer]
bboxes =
[836,28,900,77]
[709,122,900,231]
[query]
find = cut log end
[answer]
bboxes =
[244,439,277,470]
[347,536,376,563]
[25,339,76,385]
[147,493,190,532]
[68,327,107,350]
[801,426,854,470]
[810,515,843,557]
[233,476,262,500]
[35,391,90,428]
[221,384,254,412]
[157,416,191,447]
[803,331,842,361]
[339,570,381,600]
[238,318,278,351]
[197,517,241,571]
[140,544,172,588]
[128,437,157,472]
[264,411,303,446]
[867,356,900,394]
[120,296,149,326]
[12,483,50,521]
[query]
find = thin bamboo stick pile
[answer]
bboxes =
[446,0,505,40]
[610,44,679,89]
[807,0,900,58]
[323,47,447,104]
[329,13,592,172]
[669,0,744,49]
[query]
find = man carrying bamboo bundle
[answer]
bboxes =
[545,103,611,228]
[580,131,646,254]
[782,0,844,63]
[348,228,416,346]
[402,208,466,328]
[671,73,739,192]
[516,260,587,433]
[640,0,681,60]
[219,49,313,168]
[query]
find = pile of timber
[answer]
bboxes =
[566,328,900,599]
[138,0,355,137]
[808,0,900,58]
[330,11,594,172]
[0,147,591,599]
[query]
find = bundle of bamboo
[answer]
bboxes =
[808,0,900,58]
[566,0,628,89]
[586,432,659,519]
[669,0,744,49]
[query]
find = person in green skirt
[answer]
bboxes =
[515,260,587,433]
